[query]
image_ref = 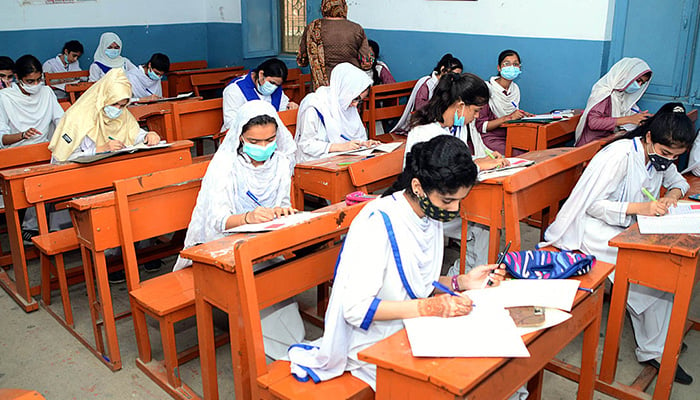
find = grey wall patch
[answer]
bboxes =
[62,133,72,143]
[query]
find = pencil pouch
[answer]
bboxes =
[503,250,595,279]
[345,191,378,205]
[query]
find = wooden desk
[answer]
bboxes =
[293,145,404,209]
[358,260,614,400]
[166,66,244,96]
[504,114,581,156]
[0,141,193,313]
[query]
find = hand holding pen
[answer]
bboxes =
[640,187,668,217]
[244,191,296,223]
[422,281,473,317]
[481,241,511,288]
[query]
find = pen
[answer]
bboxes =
[145,88,153,95]
[246,190,263,207]
[511,101,519,110]
[432,281,458,297]
[340,134,351,141]
[337,161,356,166]
[108,136,115,140]
[578,287,593,294]
[483,241,511,288]
[484,147,496,160]
[631,106,640,114]
[641,187,656,202]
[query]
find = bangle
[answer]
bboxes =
[21,131,26,140]
[451,275,461,291]
[243,211,250,224]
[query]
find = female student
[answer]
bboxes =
[404,72,508,269]
[687,133,700,176]
[542,103,695,384]
[475,49,534,155]
[125,53,170,102]
[392,53,463,134]
[295,62,379,163]
[288,135,508,389]
[89,32,137,82]
[222,58,299,133]
[49,68,161,162]
[42,40,84,98]
[368,40,395,86]
[0,55,64,149]
[173,100,303,359]
[575,57,653,147]
[0,56,14,89]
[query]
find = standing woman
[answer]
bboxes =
[475,49,533,155]
[297,0,374,90]
[0,55,64,149]
[391,53,463,134]
[295,62,379,163]
[89,32,137,82]
[575,57,652,147]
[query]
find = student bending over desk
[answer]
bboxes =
[288,135,521,396]
[49,68,161,163]
[173,100,303,359]
[541,103,695,384]
[125,52,170,102]
[42,40,84,98]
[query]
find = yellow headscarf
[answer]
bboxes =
[49,68,139,161]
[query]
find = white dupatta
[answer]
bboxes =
[486,76,520,120]
[391,71,439,133]
[0,84,63,149]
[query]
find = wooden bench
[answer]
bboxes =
[282,68,311,105]
[278,108,298,137]
[363,80,416,143]
[190,69,249,98]
[504,114,582,156]
[170,98,223,156]
[64,81,94,104]
[181,203,373,400]
[167,66,244,96]
[45,70,89,105]
[169,60,208,72]
[347,146,403,194]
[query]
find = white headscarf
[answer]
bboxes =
[93,32,129,69]
[173,100,294,271]
[296,62,372,143]
[391,71,439,133]
[575,58,651,142]
[486,75,520,120]
[0,83,64,149]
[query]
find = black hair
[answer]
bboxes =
[433,53,463,75]
[0,56,14,71]
[14,55,42,80]
[410,72,489,128]
[617,102,695,148]
[386,135,477,197]
[498,49,521,66]
[62,40,84,54]
[148,53,170,73]
[237,114,278,153]
[254,58,288,81]
[368,40,382,85]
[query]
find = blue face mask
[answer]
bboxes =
[147,68,161,81]
[500,65,521,80]
[625,80,642,94]
[105,48,120,59]
[453,105,465,127]
[258,80,278,96]
[103,105,123,119]
[242,140,277,162]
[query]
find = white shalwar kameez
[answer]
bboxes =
[172,100,303,360]
[126,66,162,99]
[540,137,689,362]
[685,132,700,176]
[89,32,137,82]
[42,55,82,92]
[391,71,439,133]
[221,73,290,133]
[404,121,491,270]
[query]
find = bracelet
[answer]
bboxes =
[451,275,460,291]
[243,211,250,224]
[21,130,26,140]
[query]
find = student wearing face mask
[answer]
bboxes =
[49,68,160,163]
[0,55,64,149]
[172,100,303,359]
[125,53,170,102]
[475,49,534,155]
[542,103,695,385]
[295,62,380,163]
[89,32,137,82]
[221,58,299,133]
[0,56,15,89]
[42,40,84,98]
[575,57,653,147]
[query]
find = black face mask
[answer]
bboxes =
[418,195,459,222]
[647,143,675,171]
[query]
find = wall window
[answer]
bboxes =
[280,0,306,54]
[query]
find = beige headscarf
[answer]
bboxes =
[49,68,139,161]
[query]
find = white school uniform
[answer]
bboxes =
[0,84,64,149]
[540,137,688,362]
[42,55,82,91]
[126,66,162,99]
[391,72,439,134]
[685,133,700,176]
[221,74,290,133]
[89,32,137,82]
[483,76,520,131]
[295,63,372,163]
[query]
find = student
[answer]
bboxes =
[475,49,533,155]
[687,132,700,176]
[288,135,510,390]
[368,40,395,86]
[0,56,15,89]
[173,100,302,359]
[392,53,463,134]
[404,72,508,269]
[89,32,137,82]
[295,62,379,163]
[126,53,170,102]
[541,103,695,384]
[221,58,299,133]
[42,40,84,98]
[575,57,652,147]
[0,55,64,149]
[49,68,161,163]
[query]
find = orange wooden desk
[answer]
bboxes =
[504,114,581,156]
[0,141,193,313]
[293,144,404,209]
[358,260,613,400]
[167,66,244,96]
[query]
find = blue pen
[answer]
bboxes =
[246,190,263,207]
[145,87,153,95]
[432,281,458,296]
[340,134,351,141]
[631,106,640,113]
[511,101,519,110]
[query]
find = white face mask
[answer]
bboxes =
[103,105,123,119]
[20,81,44,95]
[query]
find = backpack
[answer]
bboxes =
[503,250,595,280]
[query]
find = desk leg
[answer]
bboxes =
[92,250,121,370]
[81,246,105,355]
[229,301,252,400]
[194,264,219,400]
[292,178,305,210]
[487,225,501,264]
[0,207,37,311]
[578,288,602,400]
[527,370,544,399]
[599,253,632,383]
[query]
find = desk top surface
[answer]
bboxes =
[166,66,244,76]
[475,147,571,186]
[295,144,405,173]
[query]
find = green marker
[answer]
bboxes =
[484,147,496,160]
[337,161,356,166]
[641,187,657,202]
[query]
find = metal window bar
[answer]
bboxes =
[281,0,306,54]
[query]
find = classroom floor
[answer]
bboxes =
[1,223,700,399]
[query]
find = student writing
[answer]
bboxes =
[42,40,84,98]
[125,52,170,102]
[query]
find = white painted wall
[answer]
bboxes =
[205,0,242,23]
[347,0,615,41]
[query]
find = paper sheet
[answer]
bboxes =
[403,307,530,358]
[465,279,581,312]
[330,142,403,157]
[225,211,330,233]
[515,307,572,336]
[477,157,534,181]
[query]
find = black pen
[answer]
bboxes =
[483,241,511,288]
